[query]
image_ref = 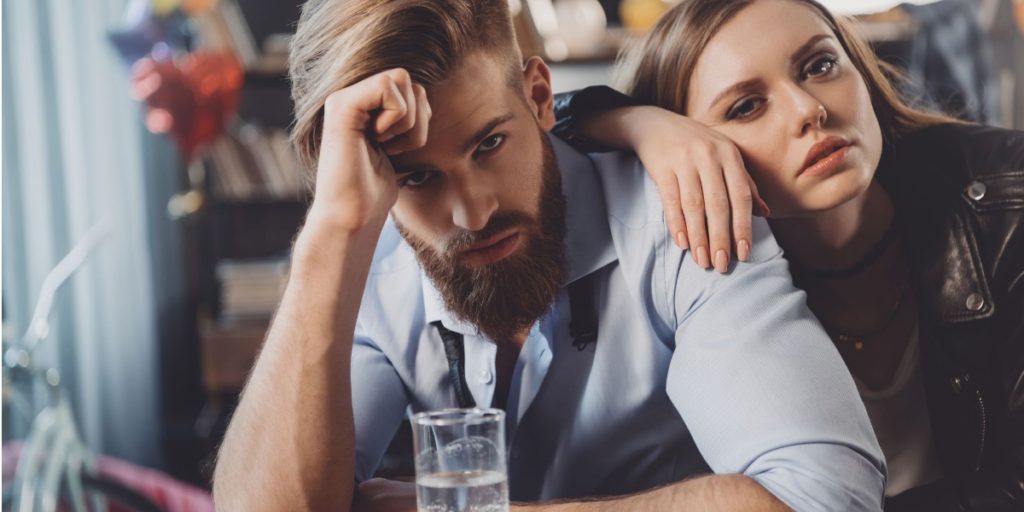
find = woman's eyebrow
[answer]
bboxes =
[708,78,761,112]
[790,34,835,65]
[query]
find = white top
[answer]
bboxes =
[856,326,943,496]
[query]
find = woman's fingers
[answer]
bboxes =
[654,173,689,250]
[677,167,711,269]
[721,148,753,262]
[749,174,771,217]
[696,158,732,273]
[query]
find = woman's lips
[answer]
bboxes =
[460,231,522,266]
[800,145,851,178]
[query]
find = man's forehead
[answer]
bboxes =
[426,54,520,135]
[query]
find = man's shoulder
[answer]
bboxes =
[587,150,666,228]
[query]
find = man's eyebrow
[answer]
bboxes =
[391,112,517,175]
[460,112,515,154]
[706,34,835,112]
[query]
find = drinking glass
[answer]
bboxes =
[412,408,508,512]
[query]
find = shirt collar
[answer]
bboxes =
[422,134,618,335]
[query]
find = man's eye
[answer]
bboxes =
[803,55,838,79]
[478,134,505,153]
[726,98,763,120]
[399,170,434,188]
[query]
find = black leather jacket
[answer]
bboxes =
[552,87,1024,511]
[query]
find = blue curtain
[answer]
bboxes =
[2,0,176,467]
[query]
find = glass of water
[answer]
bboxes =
[412,408,508,512]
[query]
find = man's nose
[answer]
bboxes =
[450,179,498,232]
[785,85,828,137]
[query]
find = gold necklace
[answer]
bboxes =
[824,284,909,351]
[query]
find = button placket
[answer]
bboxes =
[477,368,494,384]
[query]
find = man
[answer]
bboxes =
[213,0,885,510]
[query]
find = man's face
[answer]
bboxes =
[389,53,565,342]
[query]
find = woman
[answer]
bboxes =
[551,0,1024,509]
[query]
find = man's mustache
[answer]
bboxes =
[442,211,537,254]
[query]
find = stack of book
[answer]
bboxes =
[216,258,290,322]
[208,123,306,200]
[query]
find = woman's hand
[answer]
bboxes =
[583,106,769,273]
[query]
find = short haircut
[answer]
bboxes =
[289,0,523,177]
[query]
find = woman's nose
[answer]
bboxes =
[787,87,828,136]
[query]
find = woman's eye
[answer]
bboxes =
[477,134,505,153]
[399,170,434,189]
[803,55,838,79]
[726,98,763,120]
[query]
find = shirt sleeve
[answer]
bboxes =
[664,218,887,511]
[351,328,411,482]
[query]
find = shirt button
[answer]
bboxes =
[965,181,986,201]
[477,369,493,384]
[965,293,985,312]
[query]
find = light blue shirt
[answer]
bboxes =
[351,136,886,510]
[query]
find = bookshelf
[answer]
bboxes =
[161,0,306,486]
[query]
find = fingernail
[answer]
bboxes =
[714,249,729,273]
[759,200,771,217]
[675,232,689,250]
[738,240,750,262]
[378,132,395,142]
[696,246,710,269]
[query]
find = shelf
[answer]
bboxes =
[198,311,269,394]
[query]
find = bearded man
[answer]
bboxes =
[213,1,885,511]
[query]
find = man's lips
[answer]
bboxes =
[800,136,852,177]
[459,230,522,266]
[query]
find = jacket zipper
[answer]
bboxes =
[974,387,987,471]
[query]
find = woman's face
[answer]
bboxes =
[685,0,883,218]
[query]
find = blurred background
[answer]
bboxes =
[2,0,1022,509]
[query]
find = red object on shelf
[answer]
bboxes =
[131,52,243,161]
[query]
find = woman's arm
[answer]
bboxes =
[552,87,768,273]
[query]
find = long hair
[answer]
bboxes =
[613,0,958,143]
[288,0,522,178]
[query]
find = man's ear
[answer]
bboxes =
[521,56,555,131]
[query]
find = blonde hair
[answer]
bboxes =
[289,0,522,176]
[614,0,957,143]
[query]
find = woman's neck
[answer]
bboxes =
[770,180,895,271]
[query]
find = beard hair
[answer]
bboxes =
[395,133,567,343]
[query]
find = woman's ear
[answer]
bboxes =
[521,56,555,131]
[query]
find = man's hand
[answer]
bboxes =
[352,478,417,512]
[309,68,431,233]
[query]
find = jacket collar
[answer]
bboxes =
[879,132,995,325]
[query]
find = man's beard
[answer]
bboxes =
[395,134,566,343]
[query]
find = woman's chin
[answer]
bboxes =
[772,171,873,218]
